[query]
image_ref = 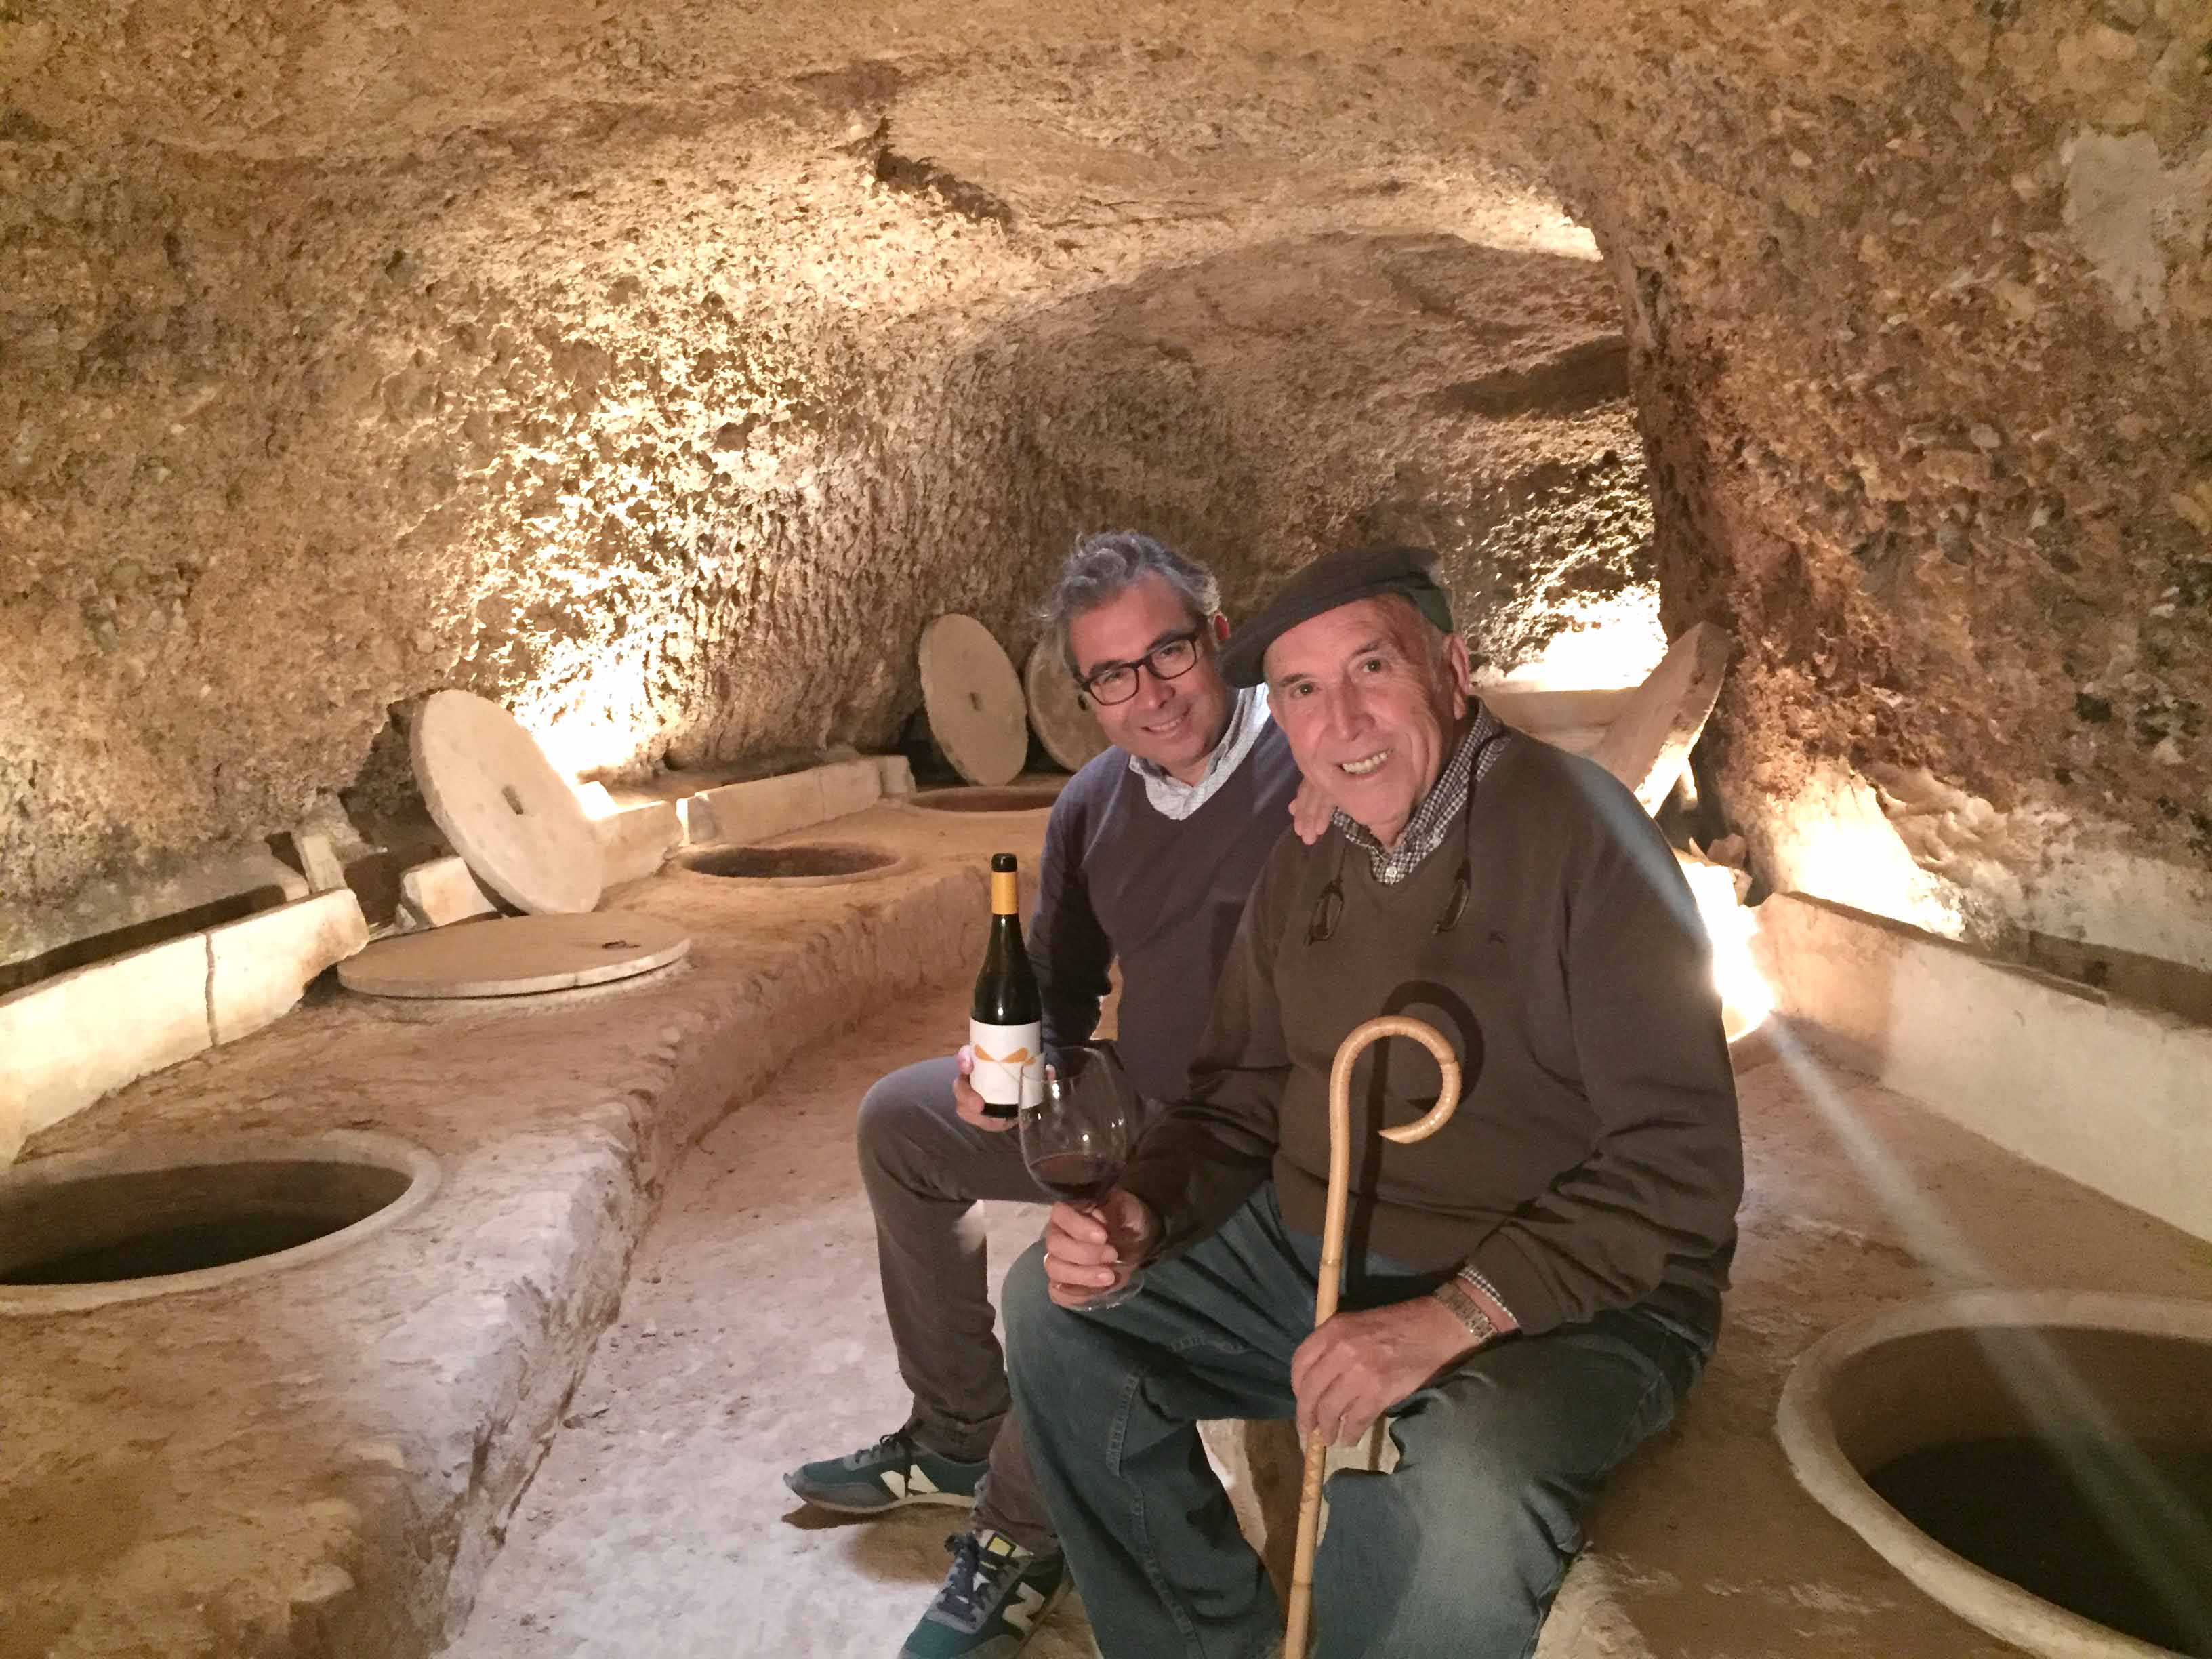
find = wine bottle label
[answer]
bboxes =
[970,1017,1044,1110]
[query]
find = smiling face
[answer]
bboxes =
[1263,595,1471,849]
[1065,572,1235,783]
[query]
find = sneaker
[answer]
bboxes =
[782,1429,989,1515]
[900,1530,1068,1659]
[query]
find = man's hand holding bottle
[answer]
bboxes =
[951,1044,1017,1132]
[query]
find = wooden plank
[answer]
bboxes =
[1589,624,1734,811]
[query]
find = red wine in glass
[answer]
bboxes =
[1021,1041,1143,1310]
[1027,1151,1122,1205]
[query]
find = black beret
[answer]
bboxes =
[1218,544,1455,687]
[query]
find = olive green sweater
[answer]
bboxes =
[1119,735,1743,1339]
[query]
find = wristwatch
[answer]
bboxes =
[1432,1276,1500,1348]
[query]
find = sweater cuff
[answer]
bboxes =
[1451,1261,1521,1332]
[1116,1164,1190,1263]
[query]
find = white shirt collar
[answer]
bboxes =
[1126,684,1273,821]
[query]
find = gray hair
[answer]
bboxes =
[1042,531,1222,678]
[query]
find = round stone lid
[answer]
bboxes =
[337,912,690,998]
[409,690,604,915]
[1024,640,1109,774]
[918,615,1027,787]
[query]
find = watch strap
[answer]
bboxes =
[1432,1276,1500,1348]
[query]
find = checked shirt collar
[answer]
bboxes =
[1332,699,1509,886]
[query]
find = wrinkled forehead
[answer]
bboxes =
[1261,594,1433,683]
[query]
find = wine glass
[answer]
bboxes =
[1021,1041,1144,1311]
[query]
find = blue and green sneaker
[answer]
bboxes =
[782,1429,989,1515]
[900,1530,1068,1659]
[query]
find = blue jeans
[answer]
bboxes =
[1004,1187,1708,1659]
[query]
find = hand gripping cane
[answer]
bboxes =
[1282,1015,1464,1659]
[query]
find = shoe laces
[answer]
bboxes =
[859,1429,914,1465]
[937,1530,1019,1623]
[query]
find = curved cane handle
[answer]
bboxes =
[1328,1014,1464,1145]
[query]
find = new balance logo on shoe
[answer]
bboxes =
[883,1465,941,1500]
[1000,1584,1048,1635]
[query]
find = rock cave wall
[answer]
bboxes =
[1551,2,2212,967]
[2,0,2207,974]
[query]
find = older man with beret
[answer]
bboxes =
[1001,544,1743,1658]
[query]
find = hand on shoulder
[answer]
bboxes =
[1287,773,1335,846]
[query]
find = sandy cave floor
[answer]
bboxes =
[438,979,1095,1659]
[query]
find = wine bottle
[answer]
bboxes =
[970,852,1043,1119]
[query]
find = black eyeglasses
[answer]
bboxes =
[1078,628,1204,707]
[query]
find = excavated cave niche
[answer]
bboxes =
[5,0,2208,1231]
[0,12,2208,1659]
[0,157,1672,1175]
[0,0,2206,1357]
[0,5,2205,1188]
[1,0,2207,991]
[1,140,1671,1010]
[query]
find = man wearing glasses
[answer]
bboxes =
[784,531,1305,1659]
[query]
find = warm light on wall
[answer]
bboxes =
[1490,594,1666,691]
[1765,764,1968,941]
[514,646,660,782]
[1680,853,1774,1042]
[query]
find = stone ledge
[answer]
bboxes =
[396,856,500,930]
[1,806,1022,1659]
[1753,890,2212,1244]
[678,758,888,848]
[591,798,682,887]
[1,891,369,1163]
[207,891,372,1046]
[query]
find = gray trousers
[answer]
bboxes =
[856,1055,1060,1553]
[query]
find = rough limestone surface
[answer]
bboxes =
[1,1,2207,967]
[0,802,1031,1659]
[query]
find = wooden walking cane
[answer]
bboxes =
[1282,1015,1464,1659]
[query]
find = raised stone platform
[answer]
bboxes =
[15,805,2212,1659]
[0,802,1045,1659]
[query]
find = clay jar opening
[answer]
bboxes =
[0,1134,441,1313]
[1779,1293,2212,1659]
[906,784,1063,815]
[676,843,903,885]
